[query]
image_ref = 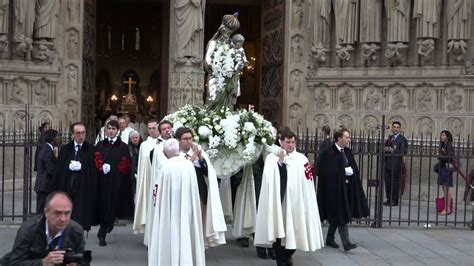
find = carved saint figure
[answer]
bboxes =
[391,88,406,110]
[35,82,48,105]
[67,65,78,93]
[311,0,331,49]
[174,0,204,63]
[417,87,432,111]
[14,0,35,39]
[445,88,463,111]
[67,0,80,23]
[363,116,378,132]
[313,114,329,130]
[67,30,79,59]
[447,118,463,136]
[290,70,302,98]
[314,88,329,109]
[292,0,304,30]
[291,35,303,63]
[34,0,60,40]
[338,115,353,129]
[360,0,381,43]
[385,0,411,43]
[339,88,353,109]
[11,81,26,104]
[64,101,77,127]
[232,34,249,99]
[364,88,380,110]
[332,0,358,47]
[446,0,471,41]
[413,0,442,39]
[417,117,434,137]
[289,103,303,131]
[0,0,8,34]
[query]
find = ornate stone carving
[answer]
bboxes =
[67,0,81,23]
[64,100,78,128]
[39,110,53,124]
[33,0,60,41]
[362,115,379,133]
[290,35,303,63]
[384,42,408,65]
[13,0,35,60]
[263,9,282,32]
[417,39,435,63]
[169,66,204,111]
[416,116,434,137]
[312,114,329,131]
[337,114,353,129]
[263,0,284,9]
[292,0,304,30]
[446,0,471,42]
[387,116,407,131]
[263,30,283,63]
[364,87,382,111]
[10,78,28,104]
[261,100,279,124]
[447,40,468,62]
[13,110,27,132]
[0,0,8,52]
[174,0,204,64]
[32,42,52,62]
[262,65,281,97]
[289,69,302,98]
[67,28,79,60]
[416,86,433,111]
[311,0,331,64]
[389,87,407,111]
[446,117,464,136]
[445,87,463,112]
[288,103,303,131]
[384,0,410,64]
[67,64,78,94]
[338,86,354,110]
[360,0,381,62]
[34,79,49,105]
[413,0,442,39]
[333,0,358,48]
[313,85,329,110]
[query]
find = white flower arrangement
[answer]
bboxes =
[209,42,236,101]
[164,105,274,177]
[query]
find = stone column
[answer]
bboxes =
[168,0,205,113]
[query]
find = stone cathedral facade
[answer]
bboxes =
[0,0,473,138]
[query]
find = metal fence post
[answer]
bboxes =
[375,115,386,228]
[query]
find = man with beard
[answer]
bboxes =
[54,122,97,232]
[95,120,133,246]
[317,128,369,252]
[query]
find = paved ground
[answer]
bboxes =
[0,221,472,266]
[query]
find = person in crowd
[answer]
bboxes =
[315,125,332,177]
[95,115,118,145]
[437,130,456,215]
[255,129,324,265]
[54,122,97,232]
[2,192,86,265]
[118,115,134,144]
[94,120,133,246]
[34,129,59,213]
[317,128,369,252]
[34,122,51,172]
[384,121,408,206]
[175,127,227,247]
[148,139,205,265]
[129,130,143,198]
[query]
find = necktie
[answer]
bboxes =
[75,144,81,156]
[185,154,191,160]
[110,139,114,145]
[341,149,348,167]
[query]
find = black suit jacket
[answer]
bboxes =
[34,143,56,193]
[385,134,408,170]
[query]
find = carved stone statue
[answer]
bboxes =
[289,103,303,131]
[385,0,410,43]
[314,88,329,109]
[364,88,381,110]
[13,0,35,59]
[67,0,80,23]
[417,117,434,137]
[445,88,463,111]
[174,0,204,63]
[232,34,249,99]
[64,100,77,127]
[417,87,432,111]
[310,0,331,63]
[447,0,471,41]
[447,118,464,136]
[11,80,26,104]
[67,65,78,93]
[290,70,302,98]
[34,0,60,41]
[338,114,353,129]
[313,114,329,131]
[67,30,79,59]
[0,0,8,34]
[363,116,378,132]
[135,27,140,51]
[292,0,304,30]
[339,88,353,109]
[391,88,406,110]
[204,13,241,110]
[291,35,303,63]
[413,0,442,39]
[35,82,48,105]
[333,0,358,60]
[360,0,382,61]
[417,38,435,62]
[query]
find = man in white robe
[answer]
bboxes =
[132,119,161,237]
[118,115,134,144]
[143,120,174,246]
[148,138,205,266]
[175,127,226,247]
[255,129,324,265]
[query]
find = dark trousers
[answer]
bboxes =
[384,167,401,204]
[327,223,351,246]
[273,238,295,266]
[98,223,114,238]
[36,192,48,214]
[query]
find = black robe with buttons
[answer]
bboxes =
[317,144,369,225]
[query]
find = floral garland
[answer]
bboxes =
[164,105,274,177]
[209,42,235,101]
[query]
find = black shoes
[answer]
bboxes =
[256,247,276,260]
[236,237,249,248]
[383,200,398,206]
[343,243,357,251]
[326,239,340,249]
[267,248,276,260]
[98,236,107,246]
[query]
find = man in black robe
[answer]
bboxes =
[95,120,133,246]
[54,122,97,232]
[317,128,369,252]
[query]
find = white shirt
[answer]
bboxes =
[45,221,64,249]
